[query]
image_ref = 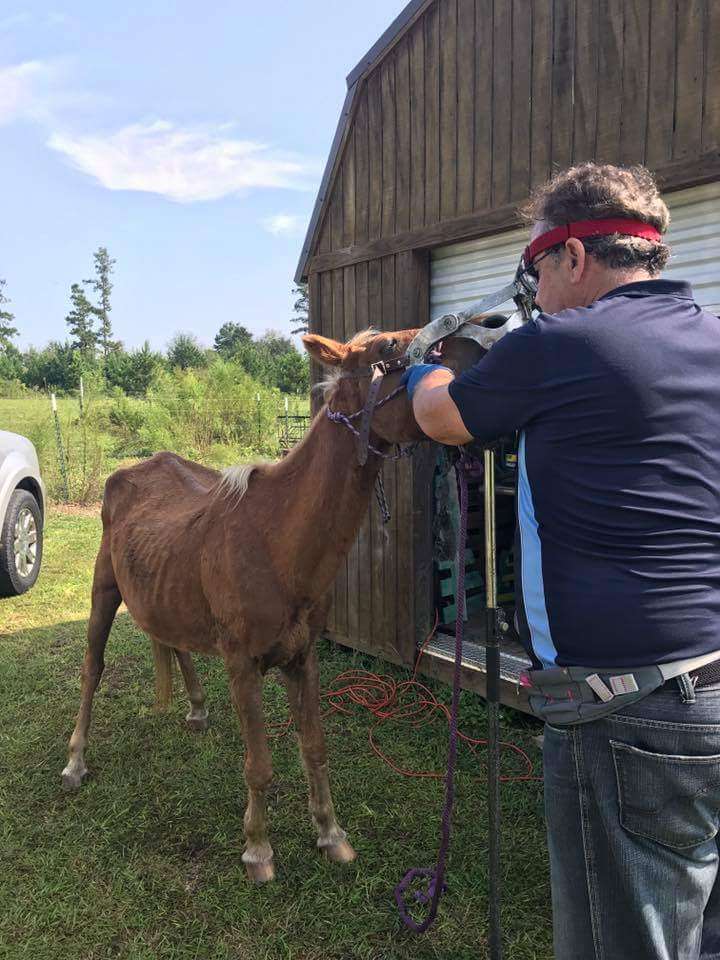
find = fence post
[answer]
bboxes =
[78,376,87,497]
[51,392,70,502]
[256,393,262,450]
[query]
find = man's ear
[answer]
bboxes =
[566,237,585,278]
[301,334,348,366]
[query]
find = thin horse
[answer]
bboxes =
[61,328,428,882]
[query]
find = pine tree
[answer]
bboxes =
[65,283,99,357]
[214,322,253,357]
[0,279,19,352]
[84,247,117,356]
[167,332,207,369]
[290,282,309,335]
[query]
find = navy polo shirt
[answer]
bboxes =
[448,280,720,669]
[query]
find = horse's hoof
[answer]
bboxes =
[185,710,210,733]
[322,841,357,864]
[61,765,88,791]
[245,859,275,883]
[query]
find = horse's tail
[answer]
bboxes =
[151,639,174,710]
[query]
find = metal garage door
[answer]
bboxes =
[430,182,720,318]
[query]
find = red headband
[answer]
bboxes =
[524,218,663,264]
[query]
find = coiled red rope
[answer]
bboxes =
[269,614,540,785]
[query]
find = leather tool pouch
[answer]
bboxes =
[523,663,666,726]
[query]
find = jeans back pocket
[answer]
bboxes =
[611,740,720,850]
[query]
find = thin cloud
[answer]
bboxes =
[262,214,305,236]
[47,120,321,202]
[0,59,98,126]
[0,60,58,125]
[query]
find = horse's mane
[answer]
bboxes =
[216,463,260,503]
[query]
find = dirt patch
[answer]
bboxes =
[50,502,102,518]
[183,837,210,893]
[102,655,141,698]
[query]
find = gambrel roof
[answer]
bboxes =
[295,0,432,283]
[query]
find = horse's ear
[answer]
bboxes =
[301,335,348,367]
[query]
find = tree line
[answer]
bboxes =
[0,251,310,396]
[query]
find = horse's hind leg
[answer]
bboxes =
[61,536,121,790]
[174,649,209,732]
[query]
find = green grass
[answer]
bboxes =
[1,395,89,433]
[0,512,553,960]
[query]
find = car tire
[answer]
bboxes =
[0,488,43,598]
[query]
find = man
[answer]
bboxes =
[404,163,720,960]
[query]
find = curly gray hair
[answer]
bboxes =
[519,163,671,275]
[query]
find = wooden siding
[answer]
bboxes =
[309,0,720,271]
[306,0,719,661]
[308,252,430,662]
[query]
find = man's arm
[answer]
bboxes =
[408,367,473,445]
[403,318,548,445]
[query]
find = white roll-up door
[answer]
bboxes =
[430,181,720,318]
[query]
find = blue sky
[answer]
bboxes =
[0,0,406,352]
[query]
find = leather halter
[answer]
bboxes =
[343,357,410,466]
[326,355,411,466]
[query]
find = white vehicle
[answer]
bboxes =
[0,431,45,597]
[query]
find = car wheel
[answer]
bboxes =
[0,489,43,598]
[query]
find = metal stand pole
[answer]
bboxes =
[484,448,502,959]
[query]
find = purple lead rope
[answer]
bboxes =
[394,455,472,933]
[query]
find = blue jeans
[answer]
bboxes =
[543,680,720,960]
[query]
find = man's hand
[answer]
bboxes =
[401,364,473,445]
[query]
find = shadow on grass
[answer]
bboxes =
[0,614,552,960]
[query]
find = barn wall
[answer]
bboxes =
[308,254,431,664]
[310,0,720,271]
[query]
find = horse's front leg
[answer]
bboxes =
[224,652,275,882]
[281,644,356,863]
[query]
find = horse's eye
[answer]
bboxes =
[381,338,398,356]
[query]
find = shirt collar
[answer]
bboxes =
[599,279,694,301]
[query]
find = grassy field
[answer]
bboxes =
[1,395,88,434]
[0,509,553,960]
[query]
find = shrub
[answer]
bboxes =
[106,360,284,462]
[0,346,24,383]
[0,378,28,399]
[104,342,163,396]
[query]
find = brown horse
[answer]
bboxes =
[61,327,435,882]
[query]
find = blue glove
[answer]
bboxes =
[401,363,452,400]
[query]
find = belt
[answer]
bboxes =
[688,659,720,688]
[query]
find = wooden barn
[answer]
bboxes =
[295,0,720,710]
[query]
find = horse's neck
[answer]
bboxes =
[265,406,383,597]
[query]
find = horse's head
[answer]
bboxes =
[302,323,493,457]
[302,328,424,450]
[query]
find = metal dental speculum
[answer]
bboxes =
[404,273,536,365]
